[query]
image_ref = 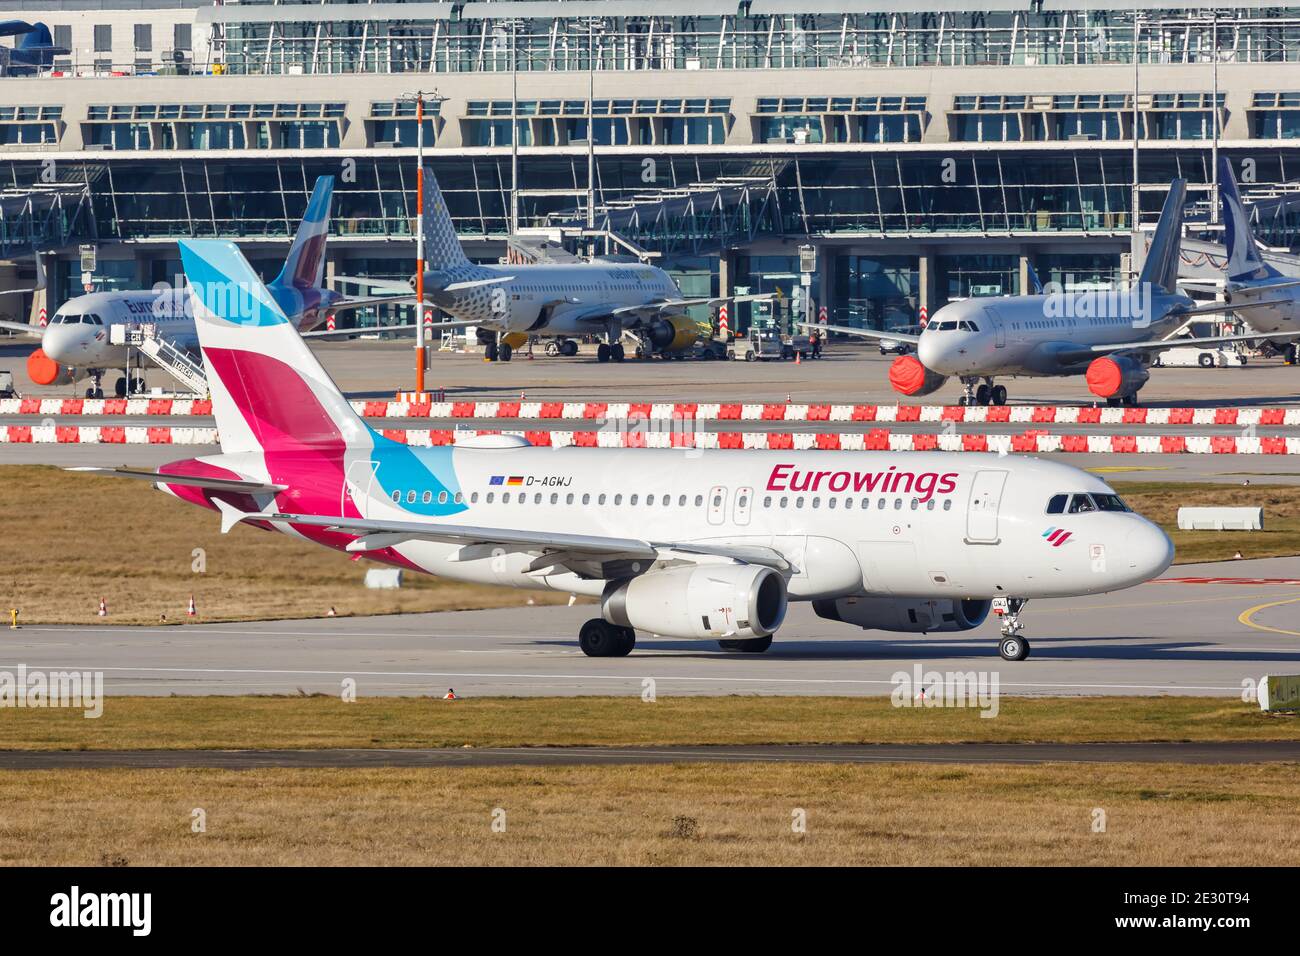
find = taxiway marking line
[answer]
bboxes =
[1237,596,1300,638]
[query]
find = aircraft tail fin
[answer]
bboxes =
[17,22,52,50]
[178,238,368,456]
[421,169,471,271]
[1218,156,1280,282]
[1138,178,1187,295]
[271,176,333,291]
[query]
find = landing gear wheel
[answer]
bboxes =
[545,341,561,357]
[562,340,578,357]
[85,386,104,399]
[129,375,146,396]
[485,341,499,362]
[578,619,635,657]
[998,636,1030,661]
[611,343,625,362]
[991,384,1007,406]
[114,376,128,398]
[975,383,991,406]
[596,343,611,363]
[499,343,512,362]
[718,635,773,653]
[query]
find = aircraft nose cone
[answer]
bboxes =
[40,324,83,364]
[1124,522,1175,582]
[916,333,950,374]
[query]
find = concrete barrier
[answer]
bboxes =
[1176,507,1264,531]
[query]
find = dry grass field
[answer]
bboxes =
[1,695,1295,751]
[0,465,571,624]
[1,761,1296,866]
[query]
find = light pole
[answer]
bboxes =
[400,89,445,397]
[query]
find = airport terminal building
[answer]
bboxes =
[4,0,1300,331]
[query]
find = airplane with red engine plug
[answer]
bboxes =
[805,179,1293,407]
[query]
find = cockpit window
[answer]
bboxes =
[1046,494,1068,515]
[54,314,77,324]
[1068,494,1097,514]
[1093,493,1130,512]
[87,314,103,325]
[959,321,980,332]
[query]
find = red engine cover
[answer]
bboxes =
[26,348,62,386]
[888,354,946,397]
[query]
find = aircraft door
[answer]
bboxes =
[966,469,1007,543]
[343,459,379,518]
[985,306,1006,348]
[707,485,728,526]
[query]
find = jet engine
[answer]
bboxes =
[1085,355,1149,400]
[26,348,77,386]
[813,596,991,633]
[888,355,948,397]
[601,564,787,640]
[645,315,702,352]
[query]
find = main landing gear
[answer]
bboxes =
[484,335,513,362]
[994,598,1029,661]
[578,618,636,657]
[595,342,625,363]
[959,376,1007,407]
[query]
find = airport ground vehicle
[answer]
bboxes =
[78,237,1175,663]
[1154,346,1247,368]
[879,325,924,355]
[0,370,15,398]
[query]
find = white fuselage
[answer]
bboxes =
[175,447,1173,604]
[40,290,195,370]
[432,261,687,336]
[917,290,1191,378]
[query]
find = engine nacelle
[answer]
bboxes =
[888,355,948,397]
[813,596,991,633]
[1086,355,1149,400]
[646,315,702,352]
[27,348,78,386]
[602,564,787,640]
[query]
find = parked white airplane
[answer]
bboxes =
[1217,155,1300,355]
[810,180,1293,406]
[343,169,765,363]
[0,176,399,396]
[73,238,1175,662]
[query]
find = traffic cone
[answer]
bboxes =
[98,597,107,617]
[795,351,801,365]
[443,688,457,700]
[187,595,196,618]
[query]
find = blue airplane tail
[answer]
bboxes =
[1138,179,1186,295]
[17,22,52,49]
[1218,156,1281,283]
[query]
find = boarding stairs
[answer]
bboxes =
[124,324,208,395]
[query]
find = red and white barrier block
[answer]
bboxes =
[0,425,219,444]
[347,400,1300,426]
[0,397,213,416]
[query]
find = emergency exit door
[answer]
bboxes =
[966,469,1007,543]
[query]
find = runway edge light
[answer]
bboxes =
[1259,674,1300,712]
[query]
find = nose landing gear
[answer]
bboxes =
[993,598,1029,660]
[959,377,1007,407]
[84,370,105,400]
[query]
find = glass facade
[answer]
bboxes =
[833,255,919,330]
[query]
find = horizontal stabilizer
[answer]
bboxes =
[66,466,286,495]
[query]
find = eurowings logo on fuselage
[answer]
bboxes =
[1043,527,1072,547]
[766,464,958,502]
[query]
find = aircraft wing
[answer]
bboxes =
[302,319,479,339]
[0,319,42,337]
[796,321,921,344]
[1057,329,1300,363]
[66,467,286,495]
[225,511,792,575]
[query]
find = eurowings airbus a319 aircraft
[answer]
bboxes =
[74,239,1175,662]
[812,179,1293,407]
[0,176,400,396]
